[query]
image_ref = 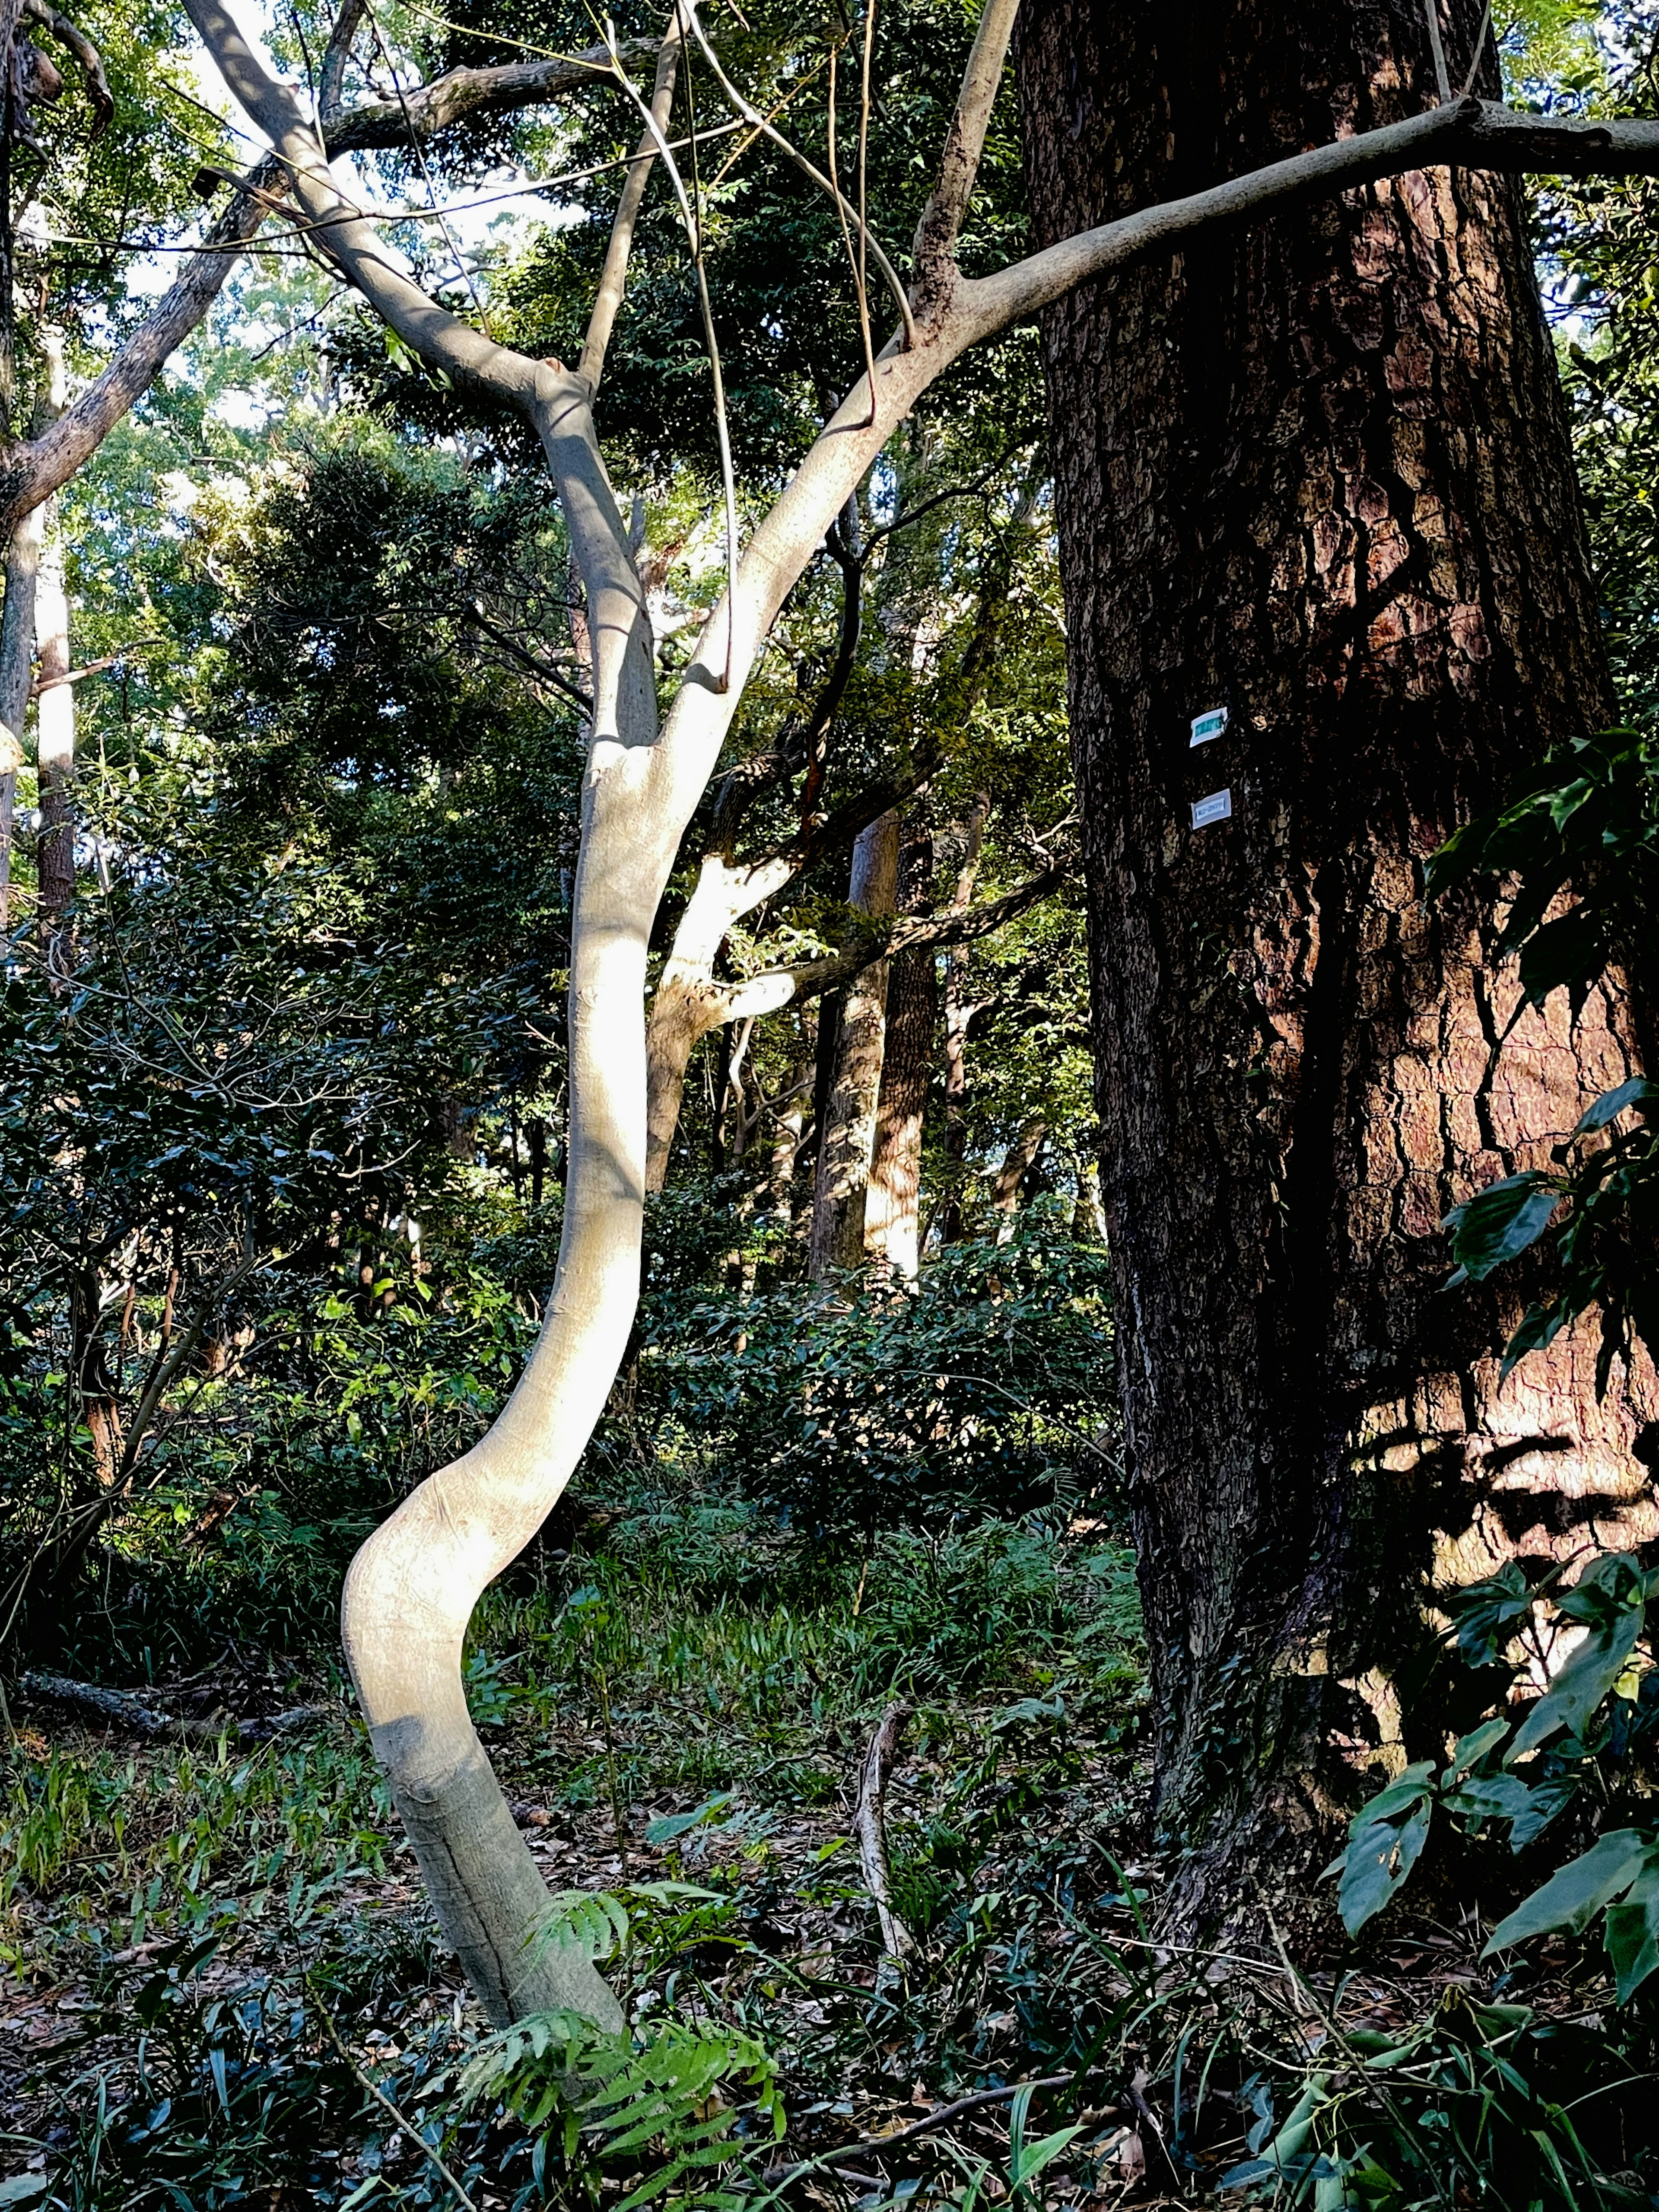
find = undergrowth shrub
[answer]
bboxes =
[640,1203,1118,1537]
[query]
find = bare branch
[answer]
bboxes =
[909,0,1020,304]
[579,24,680,392]
[958,99,1659,344]
[22,0,112,130]
[717,858,1069,1025]
[0,160,280,536]
[317,0,366,125]
[324,36,648,154]
[1422,0,1452,104]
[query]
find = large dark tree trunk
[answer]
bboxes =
[1017,0,1659,1928]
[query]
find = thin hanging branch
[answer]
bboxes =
[678,0,916,350]
[607,11,740,688]
[1423,0,1452,103]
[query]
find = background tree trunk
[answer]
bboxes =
[1018,0,1659,1929]
[32,331,70,917]
[866,813,937,1275]
[935,795,989,1247]
[992,1115,1046,1239]
[810,811,900,1274]
[0,496,42,926]
[34,487,73,919]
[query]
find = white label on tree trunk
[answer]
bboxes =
[1190,706,1228,746]
[1192,788,1233,828]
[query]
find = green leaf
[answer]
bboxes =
[1483,1829,1649,1954]
[1445,1562,1537,1664]
[1572,1076,1659,1136]
[1510,1553,1647,1758]
[1448,1719,1509,1776]
[1337,1780,1433,1935]
[642,1795,733,1845]
[1604,1861,1659,2000]
[1442,1175,1560,1281]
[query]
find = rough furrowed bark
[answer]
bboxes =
[1017,0,1659,1937]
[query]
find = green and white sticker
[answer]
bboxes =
[1190,706,1228,746]
[1192,788,1232,828]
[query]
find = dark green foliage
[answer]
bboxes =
[1332,1549,1659,2000]
[643,1202,1115,1537]
[1429,729,1659,1387]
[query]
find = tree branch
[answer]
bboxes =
[323,37,648,155]
[957,98,1659,344]
[578,24,680,393]
[23,0,112,131]
[909,0,1020,305]
[317,0,366,126]
[718,859,1068,1025]
[0,160,280,535]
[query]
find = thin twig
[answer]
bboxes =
[826,47,879,428]
[677,0,916,350]
[1459,0,1494,98]
[360,0,492,333]
[1422,0,1452,102]
[308,1982,481,2211]
[763,2073,1106,2185]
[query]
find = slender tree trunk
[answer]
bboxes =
[26,330,69,936]
[866,815,938,1275]
[810,810,899,1275]
[936,796,989,1246]
[768,1038,814,1235]
[1018,0,1658,1928]
[992,1115,1046,1240]
[34,488,72,920]
[0,495,41,927]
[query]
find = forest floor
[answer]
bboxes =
[1,1474,1648,2208]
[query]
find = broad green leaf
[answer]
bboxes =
[1604,1860,1659,2000]
[1510,1556,1646,1758]
[1572,1076,1659,1136]
[1449,1719,1510,1776]
[1338,1793,1433,1935]
[642,1796,733,1845]
[1483,1829,1649,1954]
[1446,1562,1536,1664]
[1443,1175,1560,1281]
[1010,2125,1083,2190]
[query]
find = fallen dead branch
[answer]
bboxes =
[763,2071,1120,2185]
[20,1670,328,1743]
[855,1697,915,1960]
